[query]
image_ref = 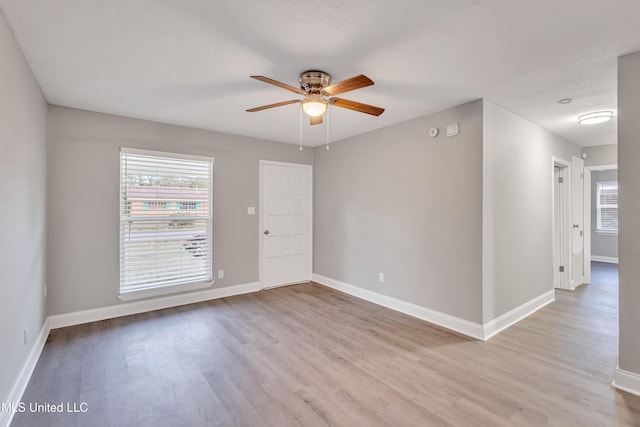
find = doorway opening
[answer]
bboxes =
[583,165,618,283]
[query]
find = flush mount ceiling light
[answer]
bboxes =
[578,111,614,125]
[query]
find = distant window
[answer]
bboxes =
[178,201,198,210]
[148,201,168,210]
[596,181,618,233]
[120,148,213,296]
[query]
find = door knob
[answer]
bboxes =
[264,230,270,235]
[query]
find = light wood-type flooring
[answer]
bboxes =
[11,262,640,426]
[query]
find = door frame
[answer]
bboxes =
[583,163,617,284]
[552,157,572,290]
[258,160,313,290]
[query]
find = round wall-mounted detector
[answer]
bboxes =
[558,98,573,104]
[429,127,439,137]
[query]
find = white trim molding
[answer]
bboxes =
[118,280,214,301]
[1,318,51,427]
[591,255,619,264]
[312,274,485,340]
[312,274,555,341]
[49,282,261,329]
[613,368,640,397]
[482,290,555,340]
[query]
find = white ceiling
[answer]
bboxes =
[1,0,639,147]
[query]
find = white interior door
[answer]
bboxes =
[553,159,572,290]
[553,165,567,289]
[260,161,312,289]
[571,156,585,288]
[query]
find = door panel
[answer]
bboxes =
[261,162,312,288]
[553,166,565,289]
[571,156,585,288]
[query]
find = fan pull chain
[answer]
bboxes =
[299,107,303,151]
[326,105,330,150]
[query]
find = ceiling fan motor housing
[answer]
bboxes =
[299,70,331,93]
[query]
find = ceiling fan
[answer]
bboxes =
[246,70,385,125]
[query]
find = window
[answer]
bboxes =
[144,201,169,210]
[596,181,618,233]
[120,148,213,297]
[178,201,198,210]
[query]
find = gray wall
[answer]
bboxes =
[46,106,312,315]
[591,169,618,259]
[482,100,581,323]
[314,100,484,323]
[584,144,617,167]
[0,13,48,405]
[618,51,640,375]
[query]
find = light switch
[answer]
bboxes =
[446,123,459,137]
[247,207,255,215]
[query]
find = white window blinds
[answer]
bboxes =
[120,148,213,292]
[596,181,618,233]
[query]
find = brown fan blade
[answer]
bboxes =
[246,100,300,112]
[250,76,305,95]
[310,115,323,125]
[329,98,384,116]
[322,74,374,96]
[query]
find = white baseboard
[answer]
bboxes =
[482,290,555,340]
[591,255,619,264]
[312,274,556,341]
[613,368,640,396]
[312,274,485,340]
[1,318,51,427]
[49,281,261,329]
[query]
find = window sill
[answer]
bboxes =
[118,280,214,301]
[596,230,618,236]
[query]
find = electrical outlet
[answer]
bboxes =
[378,273,384,283]
[218,270,224,279]
[23,327,28,345]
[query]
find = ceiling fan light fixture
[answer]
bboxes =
[301,94,327,117]
[578,110,613,125]
[247,71,384,125]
